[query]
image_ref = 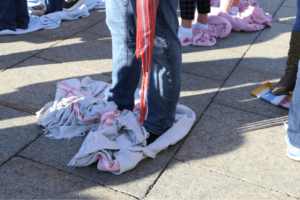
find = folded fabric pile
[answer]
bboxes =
[251,82,292,109]
[179,0,272,46]
[0,0,105,35]
[37,77,196,175]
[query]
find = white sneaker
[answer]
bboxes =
[285,135,300,161]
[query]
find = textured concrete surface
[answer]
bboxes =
[0,157,136,199]
[147,159,296,200]
[175,103,300,197]
[238,41,288,76]
[181,46,244,80]
[256,21,293,47]
[0,0,298,198]
[0,35,57,71]
[0,57,111,114]
[0,105,41,165]
[273,6,297,25]
[35,30,113,75]
[214,67,289,118]
[19,135,179,198]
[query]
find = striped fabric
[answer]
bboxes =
[251,82,293,109]
[136,0,159,123]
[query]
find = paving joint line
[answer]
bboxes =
[1,18,105,73]
[0,131,44,169]
[173,158,300,199]
[0,101,35,115]
[212,101,284,119]
[15,155,140,200]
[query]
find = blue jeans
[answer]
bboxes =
[287,0,300,148]
[43,0,64,13]
[293,0,300,32]
[105,0,182,135]
[0,0,29,31]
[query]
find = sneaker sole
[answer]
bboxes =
[63,0,86,12]
[285,135,300,161]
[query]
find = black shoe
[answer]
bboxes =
[63,0,86,12]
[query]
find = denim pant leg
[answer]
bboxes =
[288,67,300,148]
[105,0,142,111]
[141,0,182,135]
[15,0,29,29]
[293,0,300,32]
[0,0,17,31]
[44,0,64,13]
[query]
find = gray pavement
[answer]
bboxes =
[0,0,298,199]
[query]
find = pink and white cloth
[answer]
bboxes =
[37,77,196,175]
[179,0,272,46]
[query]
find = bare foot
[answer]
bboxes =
[31,8,47,17]
[32,4,45,10]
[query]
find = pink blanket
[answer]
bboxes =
[179,0,272,46]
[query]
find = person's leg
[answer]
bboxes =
[271,0,300,95]
[0,0,17,31]
[220,0,234,12]
[178,0,195,39]
[15,0,29,30]
[286,67,300,160]
[193,0,210,29]
[142,0,182,135]
[105,0,141,111]
[45,0,64,12]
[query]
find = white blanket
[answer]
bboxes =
[37,77,196,175]
[0,0,105,35]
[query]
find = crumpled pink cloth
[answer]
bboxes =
[180,27,217,46]
[210,0,272,31]
[179,0,272,46]
[179,15,231,46]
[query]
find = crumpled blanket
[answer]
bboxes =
[0,0,105,35]
[179,0,272,46]
[37,77,196,175]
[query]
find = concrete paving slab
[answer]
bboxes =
[87,9,106,22]
[238,41,288,76]
[85,20,111,38]
[282,0,297,8]
[216,30,261,53]
[147,159,295,199]
[0,157,135,199]
[256,21,293,47]
[179,73,222,120]
[175,103,300,198]
[181,46,244,81]
[213,67,288,118]
[0,57,111,114]
[0,35,56,71]
[19,134,179,198]
[36,32,113,75]
[273,6,297,25]
[0,105,41,166]
[29,17,99,41]
[255,0,284,13]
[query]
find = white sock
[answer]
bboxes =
[178,26,193,40]
[229,6,239,15]
[192,22,209,30]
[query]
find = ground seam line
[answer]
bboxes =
[1,18,105,73]
[15,155,140,200]
[173,158,300,199]
[0,132,44,168]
